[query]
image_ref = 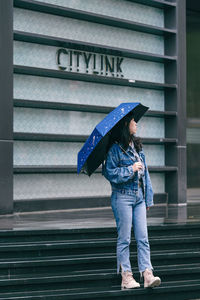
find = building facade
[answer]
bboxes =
[0,0,189,220]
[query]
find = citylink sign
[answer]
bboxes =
[56,48,124,78]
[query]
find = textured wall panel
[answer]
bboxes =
[14,173,111,199]
[14,172,164,200]
[14,141,165,166]
[33,0,164,27]
[14,74,165,111]
[14,107,165,138]
[14,8,164,55]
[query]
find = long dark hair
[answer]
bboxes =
[110,112,143,153]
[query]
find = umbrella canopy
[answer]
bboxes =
[77,102,149,176]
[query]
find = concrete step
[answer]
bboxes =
[0,249,199,275]
[0,235,199,258]
[0,278,199,300]
[0,263,199,292]
[0,223,200,242]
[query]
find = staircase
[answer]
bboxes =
[0,223,200,299]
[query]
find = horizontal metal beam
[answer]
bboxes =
[14,165,178,174]
[14,31,177,63]
[14,99,177,117]
[14,65,177,91]
[13,132,178,144]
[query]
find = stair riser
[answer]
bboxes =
[1,256,199,276]
[0,271,200,293]
[66,289,200,300]
[0,227,199,243]
[0,232,116,243]
[0,286,200,300]
[0,277,120,293]
[0,242,199,259]
[89,289,200,300]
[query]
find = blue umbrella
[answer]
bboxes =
[77,102,149,176]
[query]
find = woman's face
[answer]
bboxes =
[129,118,137,135]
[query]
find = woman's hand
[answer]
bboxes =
[146,207,150,211]
[132,162,143,172]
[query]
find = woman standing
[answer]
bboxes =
[102,111,161,289]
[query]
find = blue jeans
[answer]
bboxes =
[111,186,153,278]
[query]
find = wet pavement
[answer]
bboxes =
[0,203,199,231]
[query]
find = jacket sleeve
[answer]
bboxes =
[144,163,154,207]
[139,149,154,207]
[103,146,135,184]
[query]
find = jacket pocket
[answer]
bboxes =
[119,157,137,167]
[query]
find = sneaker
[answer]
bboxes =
[121,270,140,289]
[143,268,161,288]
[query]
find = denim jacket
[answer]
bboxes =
[102,142,154,208]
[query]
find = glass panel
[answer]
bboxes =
[187,11,200,195]
[14,172,164,200]
[187,11,200,118]
[14,141,165,166]
[187,128,200,144]
[187,144,200,187]
[14,107,165,138]
[14,74,165,111]
[14,8,164,55]
[33,0,164,27]
[14,41,164,83]
[187,188,200,203]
